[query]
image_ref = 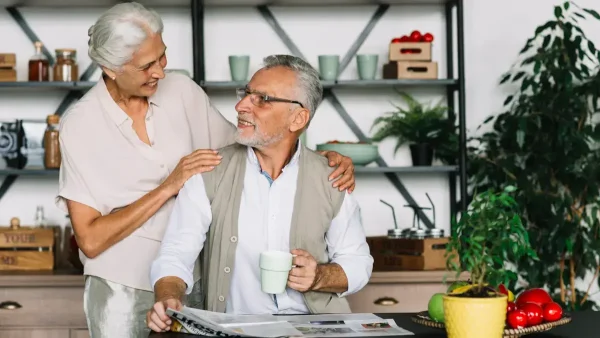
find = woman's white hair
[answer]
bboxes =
[88,2,164,71]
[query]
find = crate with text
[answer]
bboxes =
[0,217,55,270]
[382,61,438,80]
[0,53,16,82]
[367,236,458,271]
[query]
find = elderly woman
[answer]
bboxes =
[56,2,356,337]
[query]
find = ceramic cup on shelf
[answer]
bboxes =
[356,54,378,80]
[318,55,340,81]
[228,55,250,82]
[259,250,293,294]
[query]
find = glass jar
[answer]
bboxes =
[53,49,78,82]
[43,114,61,169]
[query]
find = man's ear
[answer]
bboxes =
[289,108,310,133]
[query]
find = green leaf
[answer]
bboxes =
[588,41,596,54]
[542,35,552,49]
[503,95,514,106]
[583,8,600,20]
[563,1,569,10]
[512,72,526,82]
[554,6,563,18]
[500,73,511,84]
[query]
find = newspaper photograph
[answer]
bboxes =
[166,306,414,337]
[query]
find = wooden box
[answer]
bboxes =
[383,61,438,80]
[0,69,17,82]
[0,53,16,69]
[0,218,55,270]
[367,236,458,271]
[389,42,431,61]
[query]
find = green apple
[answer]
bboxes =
[447,281,469,293]
[428,293,445,322]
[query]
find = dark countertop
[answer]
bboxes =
[149,311,598,338]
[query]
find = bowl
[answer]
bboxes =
[316,141,379,166]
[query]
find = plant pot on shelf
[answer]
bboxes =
[443,293,508,338]
[409,143,433,166]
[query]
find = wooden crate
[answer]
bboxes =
[383,61,438,80]
[367,236,458,271]
[388,42,432,61]
[0,218,55,270]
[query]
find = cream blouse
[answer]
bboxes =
[55,72,236,291]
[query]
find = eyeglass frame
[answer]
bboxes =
[236,87,305,109]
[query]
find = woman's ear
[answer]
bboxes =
[289,108,310,133]
[101,67,117,80]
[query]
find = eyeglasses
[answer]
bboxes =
[236,88,304,109]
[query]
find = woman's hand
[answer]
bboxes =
[319,151,356,193]
[161,149,222,196]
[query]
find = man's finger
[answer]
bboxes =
[150,311,169,331]
[153,302,169,322]
[292,255,311,267]
[148,321,165,333]
[288,274,308,284]
[287,280,307,291]
[190,149,219,156]
[289,267,307,277]
[337,176,355,192]
[291,248,310,256]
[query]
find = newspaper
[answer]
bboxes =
[166,306,414,337]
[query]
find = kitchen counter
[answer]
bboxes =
[0,269,84,287]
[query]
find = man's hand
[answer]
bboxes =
[287,249,320,292]
[146,298,182,333]
[319,151,356,193]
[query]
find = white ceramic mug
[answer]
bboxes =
[259,251,293,294]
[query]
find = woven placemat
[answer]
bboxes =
[411,311,572,337]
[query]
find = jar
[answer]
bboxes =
[44,114,61,169]
[53,49,78,82]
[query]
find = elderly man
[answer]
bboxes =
[147,55,373,332]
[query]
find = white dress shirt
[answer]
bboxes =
[150,144,373,314]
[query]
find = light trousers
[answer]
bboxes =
[83,275,204,338]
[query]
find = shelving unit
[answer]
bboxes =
[193,0,468,228]
[1,0,467,228]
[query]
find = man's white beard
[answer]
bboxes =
[235,124,286,147]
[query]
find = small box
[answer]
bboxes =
[0,53,16,69]
[0,69,17,82]
[367,236,458,271]
[0,217,55,271]
[383,61,438,80]
[389,42,431,61]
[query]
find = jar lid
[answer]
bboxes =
[56,49,76,57]
[47,114,60,124]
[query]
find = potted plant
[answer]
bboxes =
[443,185,538,338]
[370,91,455,166]
[467,1,600,310]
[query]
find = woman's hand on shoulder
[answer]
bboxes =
[319,151,356,194]
[160,149,222,196]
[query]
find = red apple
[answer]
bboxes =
[399,35,411,42]
[507,301,517,313]
[543,302,563,322]
[516,288,553,308]
[409,30,422,42]
[391,38,402,43]
[519,302,544,326]
[422,32,434,42]
[506,309,527,329]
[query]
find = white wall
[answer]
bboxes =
[1,0,600,300]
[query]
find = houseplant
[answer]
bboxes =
[444,185,538,338]
[468,1,600,310]
[370,91,455,166]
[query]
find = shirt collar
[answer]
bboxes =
[246,139,302,174]
[96,75,161,127]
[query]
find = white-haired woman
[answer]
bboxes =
[55,2,355,337]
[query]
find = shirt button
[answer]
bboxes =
[224,267,230,273]
[218,295,225,302]
[230,236,237,243]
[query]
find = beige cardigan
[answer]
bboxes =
[195,143,352,314]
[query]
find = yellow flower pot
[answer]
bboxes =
[443,294,508,338]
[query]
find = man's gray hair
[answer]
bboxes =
[262,55,323,122]
[87,2,163,71]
